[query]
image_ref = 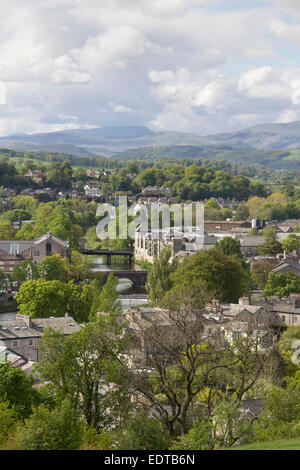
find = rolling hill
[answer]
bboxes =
[0,121,300,168]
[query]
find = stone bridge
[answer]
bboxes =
[101,270,148,287]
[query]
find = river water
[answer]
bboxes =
[91,257,149,310]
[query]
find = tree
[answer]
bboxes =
[46,162,73,188]
[93,273,121,317]
[0,222,17,240]
[0,399,17,447]
[146,246,178,306]
[15,279,96,322]
[170,419,213,450]
[170,248,249,304]
[258,228,282,256]
[15,223,35,240]
[10,195,38,215]
[10,260,39,289]
[16,400,84,450]
[36,315,130,431]
[211,399,252,448]
[38,255,69,282]
[0,364,41,419]
[282,234,300,253]
[233,204,249,221]
[215,236,243,260]
[127,287,266,437]
[264,272,300,298]
[68,250,91,283]
[0,269,7,291]
[116,410,170,450]
[250,261,273,289]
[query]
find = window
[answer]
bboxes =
[28,339,34,346]
[12,340,18,348]
[33,250,40,257]
[46,243,52,255]
[10,243,19,255]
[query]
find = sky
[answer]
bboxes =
[1,0,300,136]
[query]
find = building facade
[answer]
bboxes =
[0,232,69,274]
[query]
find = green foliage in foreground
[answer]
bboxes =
[15,400,84,451]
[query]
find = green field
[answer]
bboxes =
[282,150,300,161]
[231,438,300,450]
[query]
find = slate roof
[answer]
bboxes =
[0,316,81,340]
[272,261,300,274]
[240,236,266,247]
[0,233,68,255]
[223,305,262,317]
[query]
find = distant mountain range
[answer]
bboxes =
[1,121,300,165]
[0,125,212,157]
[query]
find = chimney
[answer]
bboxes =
[65,311,69,318]
[239,295,250,305]
[16,314,32,328]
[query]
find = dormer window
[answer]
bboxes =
[10,243,19,255]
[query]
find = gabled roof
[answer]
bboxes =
[0,232,69,255]
[0,316,81,340]
[272,261,300,273]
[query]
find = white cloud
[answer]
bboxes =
[0,0,298,135]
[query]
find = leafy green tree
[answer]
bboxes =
[215,236,243,260]
[0,364,41,419]
[11,260,39,289]
[204,198,218,210]
[38,255,69,282]
[117,410,170,450]
[1,209,31,223]
[16,400,84,450]
[264,272,300,298]
[46,162,73,188]
[16,279,97,322]
[15,223,35,240]
[0,399,17,447]
[263,381,300,424]
[0,222,17,240]
[250,261,273,289]
[282,234,300,253]
[258,227,282,256]
[170,248,249,304]
[36,316,130,431]
[93,273,121,316]
[211,399,252,448]
[68,249,91,283]
[170,420,213,450]
[146,246,178,306]
[233,204,249,221]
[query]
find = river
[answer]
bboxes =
[91,255,147,294]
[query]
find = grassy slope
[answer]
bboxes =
[231,438,300,450]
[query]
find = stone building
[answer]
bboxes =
[0,314,81,363]
[134,228,217,263]
[0,232,69,274]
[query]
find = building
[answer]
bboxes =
[204,296,278,350]
[204,220,251,232]
[0,232,69,274]
[134,228,218,263]
[0,314,81,363]
[271,260,300,275]
[240,236,266,257]
[253,294,300,327]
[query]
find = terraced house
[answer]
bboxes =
[0,232,69,275]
